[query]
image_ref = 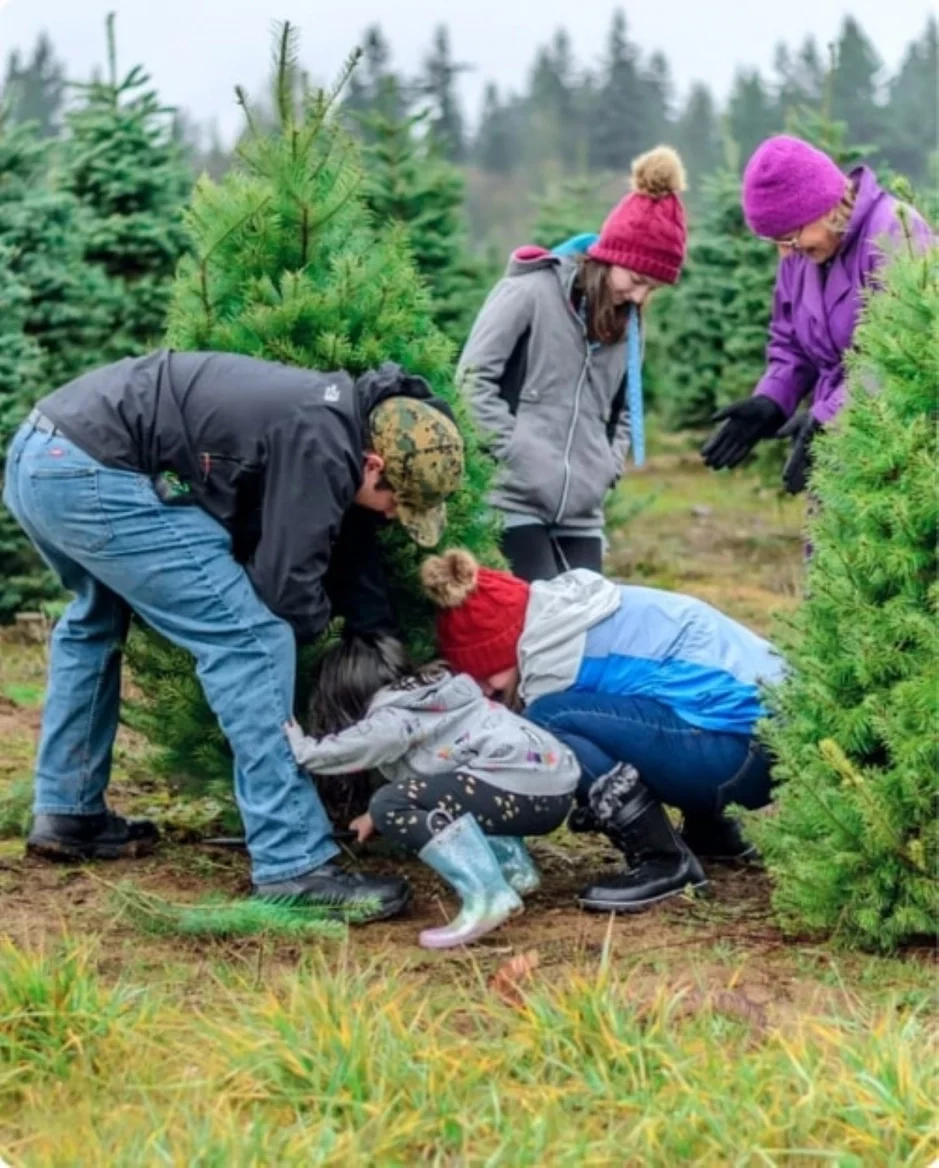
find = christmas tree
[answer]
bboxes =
[60,14,191,360]
[124,25,500,801]
[752,239,938,951]
[0,112,110,621]
[358,82,485,346]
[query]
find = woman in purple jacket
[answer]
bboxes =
[701,135,931,492]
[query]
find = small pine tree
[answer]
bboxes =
[60,14,190,360]
[0,112,111,621]
[751,240,938,951]
[358,83,485,346]
[124,25,500,802]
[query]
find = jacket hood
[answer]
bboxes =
[518,570,622,704]
[354,362,457,430]
[505,232,600,276]
[370,669,481,713]
[354,361,452,415]
[505,245,563,277]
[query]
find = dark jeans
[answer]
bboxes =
[369,773,572,852]
[525,691,773,816]
[501,525,603,583]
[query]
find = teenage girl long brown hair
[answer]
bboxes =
[574,256,630,346]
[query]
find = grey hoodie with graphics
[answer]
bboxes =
[286,670,580,799]
[457,248,630,530]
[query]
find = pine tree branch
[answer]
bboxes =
[234,85,258,140]
[272,20,300,132]
[106,11,118,99]
[194,194,272,322]
[300,203,309,268]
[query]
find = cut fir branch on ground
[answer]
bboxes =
[107,880,355,939]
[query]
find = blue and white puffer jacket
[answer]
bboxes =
[517,571,785,736]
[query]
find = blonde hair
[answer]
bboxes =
[824,178,857,235]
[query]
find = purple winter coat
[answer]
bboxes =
[755,167,933,424]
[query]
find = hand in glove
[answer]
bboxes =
[701,396,787,470]
[779,411,821,495]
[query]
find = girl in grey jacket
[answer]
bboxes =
[459,145,688,582]
[285,636,579,949]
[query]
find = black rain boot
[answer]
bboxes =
[255,863,412,923]
[681,812,760,865]
[27,811,160,862]
[579,778,707,913]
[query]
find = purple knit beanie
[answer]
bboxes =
[742,135,847,239]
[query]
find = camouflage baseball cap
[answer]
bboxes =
[369,396,465,548]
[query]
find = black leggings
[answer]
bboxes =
[501,525,603,583]
[368,773,572,852]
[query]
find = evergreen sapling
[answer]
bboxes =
[751,239,938,951]
[123,25,500,813]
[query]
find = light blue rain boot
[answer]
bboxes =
[489,837,541,896]
[418,814,523,950]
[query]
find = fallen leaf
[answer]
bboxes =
[670,987,769,1036]
[489,949,540,1007]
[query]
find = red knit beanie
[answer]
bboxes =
[588,145,688,284]
[420,549,530,681]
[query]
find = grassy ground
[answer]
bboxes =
[0,452,935,1165]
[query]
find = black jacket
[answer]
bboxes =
[38,349,445,641]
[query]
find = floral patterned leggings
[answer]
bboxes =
[368,772,572,853]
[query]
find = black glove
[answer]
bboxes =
[779,411,821,495]
[701,396,787,470]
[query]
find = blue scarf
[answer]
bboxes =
[551,234,645,468]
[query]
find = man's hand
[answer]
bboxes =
[779,411,822,495]
[701,396,787,470]
[349,812,376,844]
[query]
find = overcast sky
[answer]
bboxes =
[0,0,931,142]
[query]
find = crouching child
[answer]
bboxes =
[284,636,579,949]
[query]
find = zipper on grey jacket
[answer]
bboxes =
[554,354,590,525]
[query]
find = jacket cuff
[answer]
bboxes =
[810,394,842,425]
[754,378,798,419]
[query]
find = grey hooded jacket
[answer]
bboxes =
[457,248,630,530]
[286,669,580,798]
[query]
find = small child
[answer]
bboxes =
[285,635,579,949]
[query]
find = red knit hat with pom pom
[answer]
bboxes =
[588,145,688,284]
[420,550,529,681]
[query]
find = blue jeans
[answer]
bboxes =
[526,690,773,816]
[3,422,339,883]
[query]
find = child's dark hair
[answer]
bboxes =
[307,633,446,736]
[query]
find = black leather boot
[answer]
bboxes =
[255,862,411,922]
[681,812,760,864]
[579,779,707,913]
[27,811,160,862]
[567,804,602,834]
